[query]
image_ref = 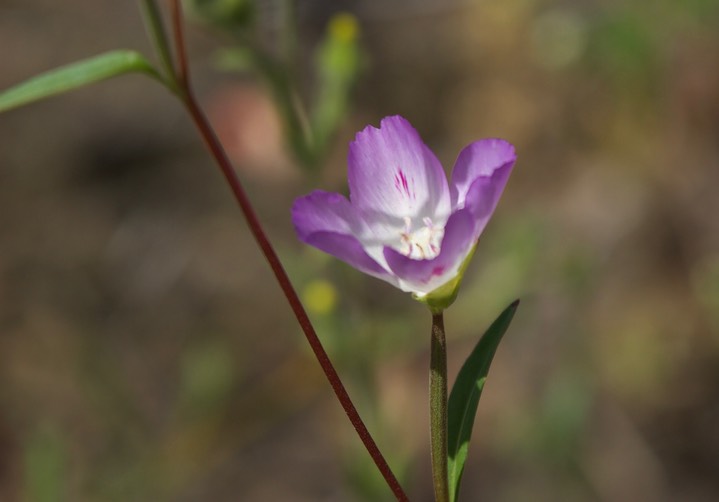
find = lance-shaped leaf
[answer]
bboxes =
[0,50,160,113]
[447,300,519,502]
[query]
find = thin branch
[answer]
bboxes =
[165,1,409,500]
[167,0,189,89]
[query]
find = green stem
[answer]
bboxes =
[430,312,449,502]
[138,0,177,84]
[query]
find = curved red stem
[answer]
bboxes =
[165,1,409,500]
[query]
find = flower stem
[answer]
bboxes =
[167,0,189,89]
[430,312,449,502]
[160,2,409,500]
[138,0,177,84]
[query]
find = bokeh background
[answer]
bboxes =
[1,0,719,500]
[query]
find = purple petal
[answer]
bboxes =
[383,209,477,295]
[305,231,394,281]
[291,190,364,240]
[291,191,392,281]
[450,138,516,211]
[461,162,513,237]
[348,116,450,222]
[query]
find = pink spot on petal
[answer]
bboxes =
[394,169,412,198]
[431,266,445,276]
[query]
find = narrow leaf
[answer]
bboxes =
[0,50,160,113]
[447,300,519,502]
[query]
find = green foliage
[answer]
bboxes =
[447,301,519,502]
[186,0,254,30]
[23,426,66,502]
[311,13,363,157]
[0,51,159,113]
[530,372,592,463]
[586,11,658,92]
[209,11,363,171]
[178,340,236,419]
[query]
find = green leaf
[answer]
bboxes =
[0,50,160,113]
[447,300,519,502]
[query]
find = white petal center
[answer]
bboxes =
[397,216,444,259]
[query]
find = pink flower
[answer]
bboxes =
[292,116,515,307]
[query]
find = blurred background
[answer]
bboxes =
[1,0,719,500]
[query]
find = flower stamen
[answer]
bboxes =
[399,216,444,260]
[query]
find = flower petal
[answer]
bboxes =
[305,231,395,282]
[461,161,513,240]
[291,190,363,239]
[291,190,393,282]
[383,208,477,295]
[348,116,450,224]
[450,138,516,212]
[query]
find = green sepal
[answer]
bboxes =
[413,244,477,314]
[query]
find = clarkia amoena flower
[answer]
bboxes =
[292,116,516,311]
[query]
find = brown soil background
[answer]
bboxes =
[1,1,719,501]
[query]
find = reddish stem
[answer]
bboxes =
[168,0,189,89]
[166,1,409,500]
